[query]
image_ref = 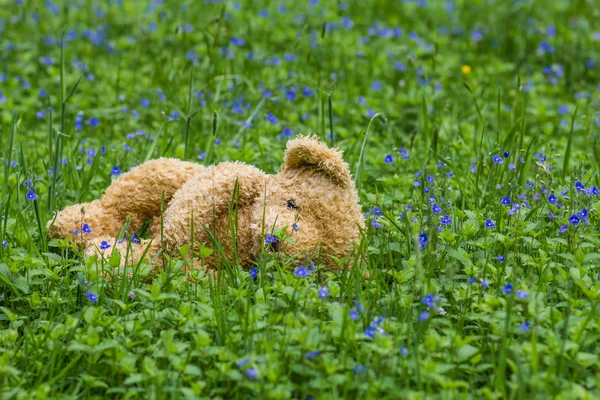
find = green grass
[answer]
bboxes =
[1,0,600,398]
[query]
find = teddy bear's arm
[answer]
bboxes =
[162,162,267,251]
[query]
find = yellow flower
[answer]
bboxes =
[461,65,472,75]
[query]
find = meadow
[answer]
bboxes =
[1,0,600,398]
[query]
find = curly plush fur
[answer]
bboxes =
[48,135,364,270]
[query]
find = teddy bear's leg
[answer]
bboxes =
[48,158,203,244]
[48,199,123,241]
[100,158,204,227]
[161,162,268,267]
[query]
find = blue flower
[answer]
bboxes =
[432,204,442,214]
[349,309,359,321]
[578,209,588,219]
[492,155,503,164]
[400,346,408,357]
[516,290,528,299]
[371,81,382,90]
[384,154,394,163]
[500,196,511,206]
[440,214,452,225]
[558,105,569,114]
[399,147,410,160]
[266,113,279,124]
[292,223,300,232]
[86,291,98,303]
[355,301,364,313]
[318,287,330,299]
[568,215,580,225]
[250,267,258,280]
[371,219,382,228]
[293,265,311,277]
[140,98,150,107]
[26,190,38,201]
[501,283,513,295]
[99,241,111,250]
[498,255,505,263]
[110,166,122,176]
[264,235,277,245]
[520,321,531,332]
[82,223,93,234]
[485,219,496,228]
[502,151,510,159]
[548,194,557,204]
[236,357,250,367]
[354,365,366,374]
[422,294,435,308]
[559,224,568,233]
[363,325,376,338]
[419,311,430,321]
[418,232,428,249]
[467,277,476,285]
[305,350,319,359]
[246,367,258,380]
[303,87,314,96]
[23,179,33,188]
[575,181,585,192]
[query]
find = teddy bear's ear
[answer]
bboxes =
[282,135,353,188]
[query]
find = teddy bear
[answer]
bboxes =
[48,135,364,270]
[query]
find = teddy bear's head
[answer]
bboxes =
[250,135,364,268]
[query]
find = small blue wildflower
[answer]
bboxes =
[305,350,319,359]
[266,113,279,124]
[384,154,394,164]
[503,151,510,158]
[468,277,476,285]
[371,219,382,228]
[498,255,505,263]
[426,175,434,183]
[575,181,585,192]
[318,287,330,299]
[481,279,489,288]
[418,232,428,249]
[516,290,528,299]
[501,283,513,295]
[578,209,588,219]
[520,321,531,332]
[99,241,111,250]
[399,147,410,160]
[559,224,568,233]
[349,309,359,321]
[82,224,92,234]
[492,155,503,164]
[250,267,258,280]
[419,311,430,321]
[26,190,38,201]
[355,302,364,313]
[432,204,442,214]
[110,166,122,176]
[485,219,496,228]
[568,215,581,225]
[236,358,250,367]
[440,214,452,225]
[371,81,382,90]
[422,294,435,308]
[471,163,477,173]
[23,179,33,188]
[364,326,377,338]
[500,196,511,206]
[400,346,408,357]
[265,235,277,245]
[293,265,311,277]
[86,291,98,303]
[246,367,258,380]
[140,98,150,107]
[548,194,557,204]
[354,365,366,374]
[558,105,569,114]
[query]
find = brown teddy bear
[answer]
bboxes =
[48,135,364,270]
